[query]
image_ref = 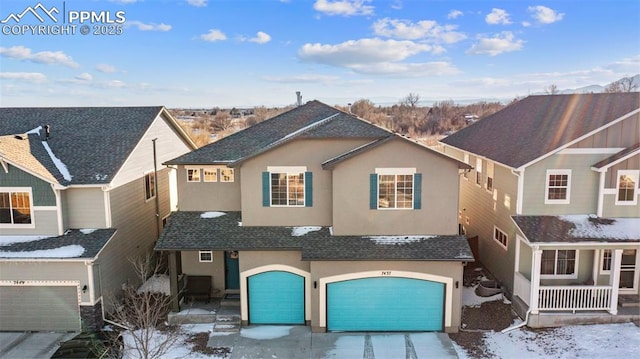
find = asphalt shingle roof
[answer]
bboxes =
[165,100,392,165]
[0,229,116,259]
[512,215,640,243]
[592,142,640,169]
[156,211,474,261]
[0,106,165,185]
[441,93,640,169]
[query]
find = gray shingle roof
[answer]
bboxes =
[0,229,116,259]
[441,93,640,169]
[592,143,640,170]
[165,100,392,165]
[156,211,474,261]
[512,215,640,243]
[0,106,165,185]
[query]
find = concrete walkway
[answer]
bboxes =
[0,332,77,359]
[208,326,459,359]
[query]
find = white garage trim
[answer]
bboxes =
[240,265,311,322]
[318,270,453,329]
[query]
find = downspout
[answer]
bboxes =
[152,138,161,238]
[52,184,64,236]
[511,168,524,215]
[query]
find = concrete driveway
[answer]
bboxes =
[0,332,77,359]
[208,326,459,359]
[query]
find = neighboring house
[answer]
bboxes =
[0,107,196,331]
[156,100,473,333]
[440,93,640,327]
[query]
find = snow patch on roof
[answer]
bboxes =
[366,235,436,244]
[25,126,42,135]
[0,235,51,246]
[137,274,170,295]
[291,226,322,236]
[559,215,640,239]
[41,141,72,181]
[80,229,97,234]
[0,244,84,258]
[200,211,226,219]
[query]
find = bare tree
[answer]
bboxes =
[349,99,376,118]
[400,93,421,108]
[545,84,560,95]
[606,76,639,93]
[108,254,182,359]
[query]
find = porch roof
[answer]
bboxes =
[155,211,473,261]
[512,215,640,244]
[0,229,116,259]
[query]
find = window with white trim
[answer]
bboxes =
[221,168,234,182]
[541,249,578,278]
[203,168,217,182]
[616,170,638,205]
[144,172,156,200]
[475,158,483,186]
[187,168,201,182]
[0,188,33,225]
[378,174,414,209]
[545,169,571,204]
[600,249,612,274]
[486,161,494,192]
[493,226,507,249]
[199,250,213,262]
[269,167,305,206]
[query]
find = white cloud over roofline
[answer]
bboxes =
[313,0,374,17]
[466,31,524,56]
[372,18,466,43]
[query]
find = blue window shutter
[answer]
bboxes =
[305,172,313,207]
[414,173,422,209]
[262,172,270,207]
[370,174,378,209]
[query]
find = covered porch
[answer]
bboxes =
[511,215,640,327]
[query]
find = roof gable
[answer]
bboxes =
[441,93,640,169]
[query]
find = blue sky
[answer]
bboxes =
[1,0,638,108]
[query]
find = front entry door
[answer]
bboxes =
[225,251,240,290]
[620,249,639,293]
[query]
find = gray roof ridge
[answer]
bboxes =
[321,136,394,169]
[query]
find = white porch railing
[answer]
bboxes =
[514,272,531,306]
[538,286,613,311]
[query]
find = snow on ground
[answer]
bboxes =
[240,326,293,340]
[201,211,226,219]
[175,308,215,316]
[0,244,84,258]
[366,235,435,244]
[559,214,640,239]
[41,141,72,181]
[290,226,322,236]
[137,274,170,295]
[122,327,224,359]
[0,235,50,246]
[462,284,505,307]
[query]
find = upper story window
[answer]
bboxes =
[203,168,217,182]
[370,168,421,210]
[144,172,156,200]
[475,158,483,186]
[616,170,638,205]
[486,162,494,192]
[221,168,234,182]
[0,188,33,226]
[187,168,201,182]
[262,166,312,207]
[493,226,507,249]
[545,169,571,204]
[541,249,578,279]
[199,250,213,262]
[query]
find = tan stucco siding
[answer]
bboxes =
[176,165,241,211]
[570,112,639,149]
[240,138,371,226]
[181,251,225,294]
[65,187,107,229]
[310,260,464,332]
[0,261,91,303]
[239,250,308,273]
[332,139,461,236]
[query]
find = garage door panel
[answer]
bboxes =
[327,277,444,332]
[0,286,80,331]
[248,271,304,325]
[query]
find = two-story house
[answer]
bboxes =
[441,93,640,327]
[0,107,196,331]
[156,100,473,333]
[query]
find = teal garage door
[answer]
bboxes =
[248,271,305,324]
[327,277,444,331]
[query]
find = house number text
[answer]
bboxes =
[381,271,392,276]
[13,280,25,285]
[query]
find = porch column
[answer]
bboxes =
[530,248,542,314]
[168,251,180,312]
[608,249,623,315]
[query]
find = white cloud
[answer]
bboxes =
[186,0,207,7]
[390,0,403,10]
[96,64,117,73]
[0,72,47,83]
[349,61,461,76]
[0,46,79,68]
[313,0,374,16]
[75,73,93,81]
[200,29,227,42]
[486,8,511,25]
[528,5,564,24]
[106,80,126,88]
[128,21,172,31]
[448,10,463,19]
[262,74,340,84]
[299,38,433,66]
[372,18,466,43]
[466,31,524,56]
[249,31,272,44]
[109,0,139,3]
[605,55,640,73]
